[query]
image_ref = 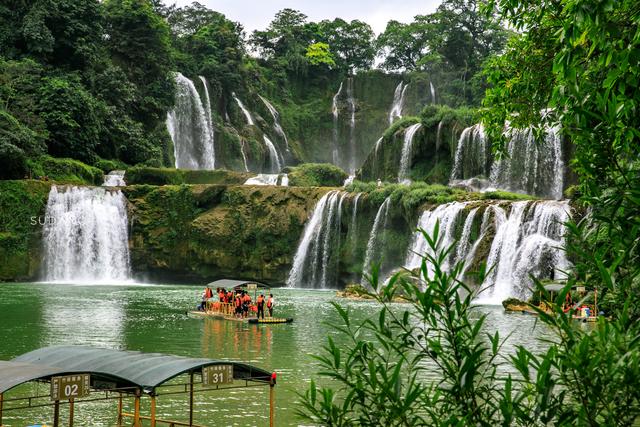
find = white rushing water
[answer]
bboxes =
[102,170,126,187]
[263,135,283,173]
[405,200,571,302]
[346,77,357,174]
[398,123,422,184]
[259,95,289,152]
[166,72,215,170]
[450,123,565,199]
[232,93,254,126]
[361,196,391,286]
[42,186,131,283]
[243,173,288,186]
[331,81,343,166]
[430,81,436,104]
[198,76,216,167]
[239,139,250,172]
[287,191,347,289]
[389,82,408,124]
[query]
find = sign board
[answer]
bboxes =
[51,374,90,401]
[202,365,234,386]
[246,284,257,291]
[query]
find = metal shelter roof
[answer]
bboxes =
[544,283,568,292]
[11,346,272,394]
[207,279,270,289]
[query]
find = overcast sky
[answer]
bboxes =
[167,0,443,35]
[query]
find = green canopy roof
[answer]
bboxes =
[207,279,270,289]
[12,346,272,394]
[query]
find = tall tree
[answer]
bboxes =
[317,18,376,72]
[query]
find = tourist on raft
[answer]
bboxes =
[256,294,265,319]
[198,286,213,311]
[267,294,274,317]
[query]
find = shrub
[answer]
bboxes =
[287,163,348,187]
[0,142,28,179]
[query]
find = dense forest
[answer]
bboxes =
[0,0,508,178]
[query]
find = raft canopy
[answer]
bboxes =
[9,345,272,395]
[207,279,271,290]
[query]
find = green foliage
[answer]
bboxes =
[305,42,335,68]
[125,166,250,186]
[287,163,348,187]
[94,158,128,173]
[27,156,103,185]
[481,190,535,201]
[0,141,27,179]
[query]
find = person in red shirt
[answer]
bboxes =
[256,294,265,319]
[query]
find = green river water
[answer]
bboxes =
[0,283,551,426]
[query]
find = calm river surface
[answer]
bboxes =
[0,283,551,426]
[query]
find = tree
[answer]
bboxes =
[317,19,376,71]
[305,42,335,68]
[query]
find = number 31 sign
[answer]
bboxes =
[51,374,90,401]
[202,365,233,386]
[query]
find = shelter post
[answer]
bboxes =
[0,392,3,426]
[134,389,141,427]
[189,371,194,426]
[117,392,123,426]
[69,398,74,427]
[53,400,60,427]
[269,374,275,427]
[150,395,157,427]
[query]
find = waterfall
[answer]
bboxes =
[361,197,391,285]
[389,82,408,124]
[42,186,131,283]
[259,96,289,152]
[398,123,422,184]
[287,191,347,289]
[346,77,357,174]
[332,81,343,166]
[166,72,215,170]
[239,139,249,172]
[489,125,564,200]
[348,193,362,248]
[449,123,565,199]
[263,135,283,173]
[430,81,436,104]
[244,173,288,186]
[405,202,468,273]
[198,76,216,167]
[232,93,254,126]
[405,200,571,302]
[103,171,126,187]
[450,124,489,181]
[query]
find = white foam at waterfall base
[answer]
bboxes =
[287,191,347,288]
[243,174,288,186]
[398,123,422,184]
[166,72,215,170]
[42,186,132,284]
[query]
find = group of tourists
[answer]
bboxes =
[198,286,275,319]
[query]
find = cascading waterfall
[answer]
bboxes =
[348,192,363,249]
[430,81,436,104]
[239,139,249,172]
[42,186,131,283]
[490,125,564,200]
[263,135,283,173]
[346,77,357,174]
[259,96,289,153]
[103,171,126,187]
[389,82,408,124]
[232,93,254,126]
[287,191,347,289]
[450,124,490,181]
[361,196,391,285]
[244,173,289,186]
[198,76,216,167]
[405,200,571,302]
[449,123,565,199]
[331,81,343,166]
[166,72,215,170]
[398,123,422,183]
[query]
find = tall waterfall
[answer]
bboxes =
[198,76,216,167]
[490,125,564,200]
[42,186,131,283]
[259,96,289,152]
[430,81,436,104]
[287,191,347,289]
[331,81,343,165]
[405,200,571,302]
[389,82,408,124]
[450,124,490,181]
[361,196,391,285]
[239,139,249,172]
[450,123,565,199]
[232,93,254,126]
[166,72,215,170]
[398,123,422,183]
[346,77,357,174]
[263,135,283,173]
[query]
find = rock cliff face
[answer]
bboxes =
[123,184,331,284]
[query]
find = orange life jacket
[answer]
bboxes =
[267,297,273,308]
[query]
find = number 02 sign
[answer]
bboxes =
[202,365,233,386]
[51,374,90,401]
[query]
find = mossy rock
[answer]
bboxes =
[27,156,103,185]
[125,167,252,186]
[287,163,348,187]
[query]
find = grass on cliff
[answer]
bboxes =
[27,156,103,185]
[125,167,252,186]
[286,163,348,187]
